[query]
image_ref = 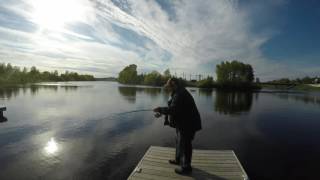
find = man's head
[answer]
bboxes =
[164,78,180,92]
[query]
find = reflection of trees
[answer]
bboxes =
[118,87,137,103]
[143,87,162,98]
[29,85,78,95]
[198,88,213,97]
[0,85,79,99]
[275,93,320,106]
[118,86,162,103]
[0,87,20,100]
[60,85,78,91]
[30,85,39,95]
[214,91,253,115]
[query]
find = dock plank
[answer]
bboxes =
[128,146,248,180]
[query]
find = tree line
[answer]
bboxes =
[118,60,257,89]
[0,63,95,85]
[118,64,172,86]
[267,76,319,84]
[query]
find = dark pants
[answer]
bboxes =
[175,129,195,169]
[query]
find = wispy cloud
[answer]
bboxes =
[0,0,317,80]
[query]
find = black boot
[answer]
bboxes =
[168,159,180,165]
[175,166,192,175]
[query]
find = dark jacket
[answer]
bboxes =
[160,87,202,133]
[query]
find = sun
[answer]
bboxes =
[30,0,88,31]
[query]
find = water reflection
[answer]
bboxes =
[0,87,20,100]
[44,138,59,155]
[118,87,137,103]
[274,93,320,106]
[214,91,253,115]
[0,85,79,99]
[118,86,162,103]
[198,88,213,97]
[1,82,320,180]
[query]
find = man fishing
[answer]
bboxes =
[153,77,202,175]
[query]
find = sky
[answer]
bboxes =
[0,0,319,81]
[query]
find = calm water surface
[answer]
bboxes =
[0,81,320,180]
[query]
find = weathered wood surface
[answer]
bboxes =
[128,146,248,180]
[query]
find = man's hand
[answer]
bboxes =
[153,107,162,118]
[153,107,161,113]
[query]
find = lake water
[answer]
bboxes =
[0,81,320,180]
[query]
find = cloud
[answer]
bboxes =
[0,0,315,80]
[92,0,285,78]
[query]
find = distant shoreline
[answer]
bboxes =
[261,84,320,91]
[309,84,320,88]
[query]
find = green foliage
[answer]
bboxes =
[197,77,215,88]
[136,74,145,84]
[0,63,95,85]
[162,69,171,84]
[216,60,254,85]
[302,76,313,84]
[271,78,290,84]
[163,69,171,78]
[118,62,257,89]
[269,76,319,84]
[118,64,138,84]
[118,65,171,86]
[144,71,162,86]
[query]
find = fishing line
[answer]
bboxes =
[96,109,154,121]
[116,109,153,115]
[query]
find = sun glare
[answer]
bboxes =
[44,137,58,154]
[30,0,88,31]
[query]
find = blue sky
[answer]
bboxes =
[0,0,319,80]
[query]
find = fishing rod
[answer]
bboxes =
[96,108,160,122]
[94,108,170,126]
[116,109,153,115]
[116,108,166,123]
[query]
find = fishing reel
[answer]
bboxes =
[154,112,170,126]
[154,112,162,118]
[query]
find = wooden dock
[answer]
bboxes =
[128,146,248,180]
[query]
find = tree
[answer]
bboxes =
[216,60,254,85]
[30,66,39,75]
[197,76,214,88]
[302,76,313,84]
[162,69,171,84]
[118,64,138,84]
[163,69,171,77]
[144,71,162,86]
